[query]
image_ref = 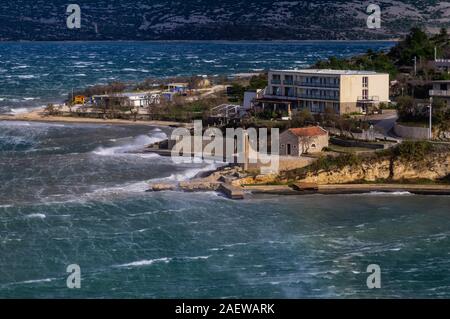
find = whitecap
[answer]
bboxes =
[18,277,56,284]
[92,132,167,156]
[17,75,36,79]
[157,162,219,182]
[115,257,171,268]
[25,213,46,219]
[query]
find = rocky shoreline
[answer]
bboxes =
[147,163,450,199]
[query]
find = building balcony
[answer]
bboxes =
[429,89,450,97]
[262,93,339,101]
[271,79,281,85]
[294,81,339,88]
[262,94,299,101]
[283,80,294,85]
[298,94,339,101]
[357,96,379,102]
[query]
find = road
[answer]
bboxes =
[366,109,400,139]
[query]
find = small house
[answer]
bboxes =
[279,126,329,156]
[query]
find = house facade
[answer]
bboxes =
[279,126,329,156]
[92,92,160,109]
[255,69,389,115]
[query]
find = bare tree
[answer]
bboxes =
[299,136,314,154]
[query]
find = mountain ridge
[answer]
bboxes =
[0,0,448,41]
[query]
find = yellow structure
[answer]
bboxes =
[74,95,86,104]
[259,69,390,114]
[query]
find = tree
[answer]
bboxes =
[389,27,434,67]
[299,136,314,154]
[290,109,313,127]
[396,95,421,122]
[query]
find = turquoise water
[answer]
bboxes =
[0,121,449,298]
[1,41,450,298]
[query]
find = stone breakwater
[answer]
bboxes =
[147,165,246,199]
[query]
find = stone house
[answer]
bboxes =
[279,126,329,156]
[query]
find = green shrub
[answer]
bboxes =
[392,141,432,161]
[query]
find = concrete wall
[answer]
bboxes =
[330,137,385,149]
[394,123,430,140]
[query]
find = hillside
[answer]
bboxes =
[1,0,449,41]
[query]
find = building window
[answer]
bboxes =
[362,89,369,99]
[311,144,316,148]
[285,87,294,97]
[272,86,280,95]
[362,76,369,88]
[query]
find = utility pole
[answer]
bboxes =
[429,97,433,140]
[413,56,417,76]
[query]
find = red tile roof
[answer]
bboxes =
[288,126,328,137]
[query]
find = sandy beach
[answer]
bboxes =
[0,107,190,127]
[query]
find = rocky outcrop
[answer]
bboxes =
[231,174,280,186]
[148,183,177,192]
[178,181,220,191]
[299,152,450,184]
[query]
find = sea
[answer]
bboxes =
[1,41,450,298]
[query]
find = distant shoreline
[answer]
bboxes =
[0,109,189,128]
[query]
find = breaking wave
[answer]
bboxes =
[92,132,167,156]
[115,255,211,268]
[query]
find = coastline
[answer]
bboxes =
[243,183,450,196]
[0,108,190,127]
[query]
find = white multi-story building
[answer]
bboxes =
[255,69,390,115]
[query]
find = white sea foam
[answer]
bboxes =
[17,75,36,79]
[8,108,29,115]
[25,213,46,219]
[8,106,44,115]
[17,277,56,285]
[116,257,171,267]
[368,191,413,196]
[115,255,211,268]
[158,162,219,182]
[91,181,150,195]
[92,132,167,156]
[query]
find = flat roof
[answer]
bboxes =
[270,69,385,75]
